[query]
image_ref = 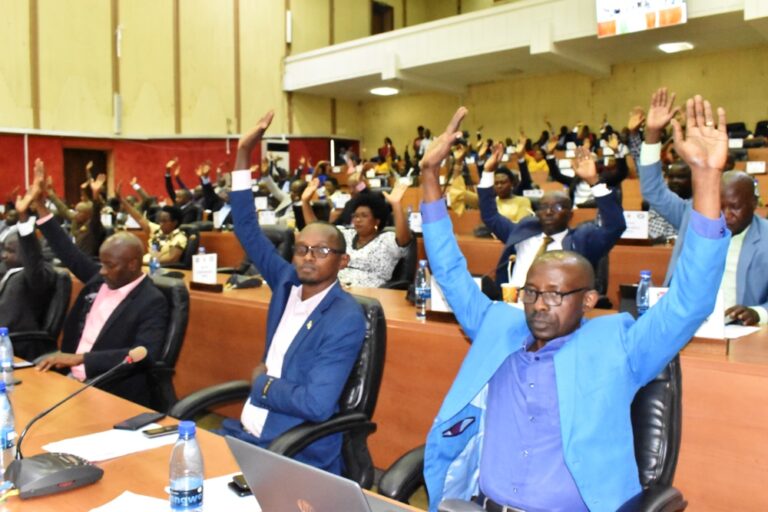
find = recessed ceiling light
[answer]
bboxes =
[370,87,399,96]
[658,42,694,54]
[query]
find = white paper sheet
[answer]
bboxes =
[90,491,168,512]
[724,324,761,340]
[43,424,177,462]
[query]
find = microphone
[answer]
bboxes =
[5,346,148,499]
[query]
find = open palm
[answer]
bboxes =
[420,107,467,174]
[672,96,727,173]
[383,181,409,205]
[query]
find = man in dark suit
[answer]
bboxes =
[27,161,168,407]
[219,111,366,475]
[479,145,626,287]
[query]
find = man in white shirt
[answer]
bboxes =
[219,111,367,474]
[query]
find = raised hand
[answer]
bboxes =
[302,178,320,202]
[452,144,467,162]
[383,180,409,205]
[86,161,93,172]
[483,142,505,173]
[421,107,467,175]
[174,166,181,178]
[607,133,620,152]
[671,95,727,174]
[166,157,178,170]
[15,192,34,218]
[90,173,106,199]
[130,177,138,187]
[236,110,275,169]
[572,146,599,186]
[627,106,646,132]
[645,87,679,143]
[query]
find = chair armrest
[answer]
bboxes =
[268,412,375,457]
[377,445,426,503]
[9,331,58,362]
[169,380,251,420]
[617,486,687,512]
[438,500,485,512]
[381,280,411,291]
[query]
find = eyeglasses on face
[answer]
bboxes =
[536,203,567,214]
[518,286,589,306]
[294,245,345,259]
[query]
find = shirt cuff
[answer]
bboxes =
[591,183,611,198]
[36,213,54,226]
[132,183,141,191]
[478,172,495,189]
[16,216,37,237]
[231,169,252,191]
[689,210,727,239]
[640,142,661,166]
[420,199,448,224]
[753,306,768,325]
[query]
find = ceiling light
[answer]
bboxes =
[370,87,399,96]
[658,42,694,54]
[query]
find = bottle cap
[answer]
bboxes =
[198,247,206,254]
[640,270,651,278]
[0,382,7,393]
[178,420,196,437]
[419,259,428,267]
[0,328,7,336]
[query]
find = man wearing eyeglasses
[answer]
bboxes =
[479,143,626,288]
[418,96,729,512]
[222,111,366,475]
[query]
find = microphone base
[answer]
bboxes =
[5,452,104,499]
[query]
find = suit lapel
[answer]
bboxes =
[90,279,144,349]
[736,216,761,303]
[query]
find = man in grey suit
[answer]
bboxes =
[640,87,768,325]
[0,194,57,332]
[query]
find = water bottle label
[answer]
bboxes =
[416,286,431,300]
[170,486,203,510]
[1,428,16,450]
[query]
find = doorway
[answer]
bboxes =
[63,149,109,206]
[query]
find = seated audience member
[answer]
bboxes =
[332,170,371,226]
[480,144,626,287]
[302,178,411,288]
[47,173,106,258]
[378,137,398,161]
[0,192,57,332]
[196,164,233,227]
[640,87,768,326]
[449,142,534,221]
[117,188,188,265]
[164,158,202,224]
[418,96,729,512]
[27,160,168,406]
[323,177,343,204]
[223,111,366,474]
[0,209,18,244]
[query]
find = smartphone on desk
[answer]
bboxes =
[114,411,166,431]
[142,424,179,438]
[228,474,252,497]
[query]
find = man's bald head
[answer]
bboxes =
[98,232,145,289]
[721,171,756,236]
[299,221,346,253]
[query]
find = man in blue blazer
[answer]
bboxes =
[640,87,768,325]
[220,111,366,475]
[479,145,626,287]
[419,96,729,512]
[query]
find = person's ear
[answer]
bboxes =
[338,253,350,271]
[582,289,599,312]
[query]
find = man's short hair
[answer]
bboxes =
[306,221,347,253]
[493,166,518,184]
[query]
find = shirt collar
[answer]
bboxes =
[289,280,337,315]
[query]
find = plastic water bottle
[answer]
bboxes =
[149,243,160,277]
[197,246,206,255]
[415,260,431,321]
[169,421,204,511]
[0,328,13,387]
[636,270,652,317]
[0,382,15,480]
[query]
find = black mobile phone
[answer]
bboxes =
[228,474,252,497]
[114,411,166,431]
[142,425,179,438]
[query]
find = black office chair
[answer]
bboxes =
[380,228,418,290]
[726,122,751,139]
[219,225,295,274]
[312,200,332,222]
[378,356,687,512]
[163,225,200,270]
[755,120,768,138]
[10,268,72,361]
[169,295,386,489]
[146,275,190,413]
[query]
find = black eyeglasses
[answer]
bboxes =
[536,203,567,214]
[294,245,345,259]
[518,287,589,306]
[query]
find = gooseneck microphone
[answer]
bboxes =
[6,346,148,499]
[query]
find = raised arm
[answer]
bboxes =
[625,93,729,385]
[382,181,413,246]
[420,107,494,339]
[164,158,179,202]
[116,182,151,236]
[15,183,57,297]
[478,143,515,241]
[300,178,320,224]
[130,177,151,203]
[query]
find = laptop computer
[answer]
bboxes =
[226,436,413,512]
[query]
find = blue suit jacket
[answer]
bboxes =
[478,186,626,284]
[421,204,728,512]
[229,188,366,474]
[640,159,768,309]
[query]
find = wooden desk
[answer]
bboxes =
[5,359,419,511]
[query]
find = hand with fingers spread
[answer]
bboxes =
[382,180,409,206]
[420,107,467,203]
[628,106,646,133]
[90,173,106,200]
[483,142,505,173]
[645,87,680,144]
[166,157,179,171]
[302,178,320,203]
[573,146,599,186]
[236,110,275,169]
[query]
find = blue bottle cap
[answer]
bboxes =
[640,270,651,278]
[0,382,7,393]
[0,328,7,336]
[178,421,196,437]
[419,259,428,267]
